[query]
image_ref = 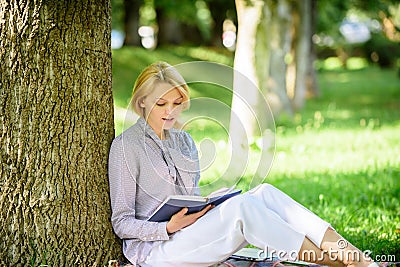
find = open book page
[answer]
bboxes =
[206,185,238,199]
[207,187,241,207]
[163,194,207,202]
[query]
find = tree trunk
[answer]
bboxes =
[231,0,263,137]
[182,23,204,46]
[208,0,236,47]
[123,0,142,46]
[230,0,275,187]
[0,1,122,265]
[229,0,262,184]
[232,0,296,124]
[307,0,320,98]
[209,3,225,47]
[156,7,183,45]
[266,0,293,118]
[292,0,312,111]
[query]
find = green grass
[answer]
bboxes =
[112,46,400,260]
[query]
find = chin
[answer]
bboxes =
[161,119,176,127]
[162,124,174,130]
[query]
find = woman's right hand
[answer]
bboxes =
[166,205,213,234]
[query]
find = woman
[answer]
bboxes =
[108,62,377,267]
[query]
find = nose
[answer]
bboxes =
[164,104,173,114]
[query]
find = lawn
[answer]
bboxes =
[112,46,400,260]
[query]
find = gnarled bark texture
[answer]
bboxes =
[0,1,122,265]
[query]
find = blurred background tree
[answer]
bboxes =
[110,0,399,190]
[124,0,143,46]
[111,0,399,118]
[316,0,400,68]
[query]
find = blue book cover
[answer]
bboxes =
[148,188,242,222]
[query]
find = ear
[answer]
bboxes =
[140,102,145,108]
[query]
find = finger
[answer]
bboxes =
[194,205,213,218]
[179,207,189,216]
[203,204,214,212]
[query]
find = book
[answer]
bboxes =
[148,187,242,222]
[229,247,314,265]
[229,247,271,262]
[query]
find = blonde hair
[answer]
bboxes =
[131,61,190,116]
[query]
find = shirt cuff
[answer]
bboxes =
[140,222,170,242]
[157,221,170,240]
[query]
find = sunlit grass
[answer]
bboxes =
[112,47,400,259]
[316,56,369,70]
[271,127,398,175]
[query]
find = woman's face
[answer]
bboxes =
[142,81,184,138]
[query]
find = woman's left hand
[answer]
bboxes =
[166,204,214,234]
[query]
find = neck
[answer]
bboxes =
[141,118,165,140]
[158,131,164,140]
[155,128,167,140]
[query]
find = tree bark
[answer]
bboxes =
[231,0,263,138]
[0,1,122,265]
[229,0,263,184]
[266,0,293,117]
[292,0,312,111]
[307,0,320,98]
[230,0,275,187]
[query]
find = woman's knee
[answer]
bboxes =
[220,193,256,213]
[250,183,276,195]
[220,184,278,214]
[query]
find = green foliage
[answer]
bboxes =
[349,0,399,19]
[112,47,400,258]
[363,32,400,67]
[153,0,212,40]
[316,0,399,34]
[140,0,157,26]
[111,0,124,31]
[316,0,349,35]
[316,0,400,71]
[154,0,196,22]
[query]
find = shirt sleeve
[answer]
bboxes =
[108,136,170,242]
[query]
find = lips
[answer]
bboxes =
[162,118,174,122]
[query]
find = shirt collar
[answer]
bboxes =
[137,117,171,145]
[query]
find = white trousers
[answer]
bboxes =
[141,184,330,267]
